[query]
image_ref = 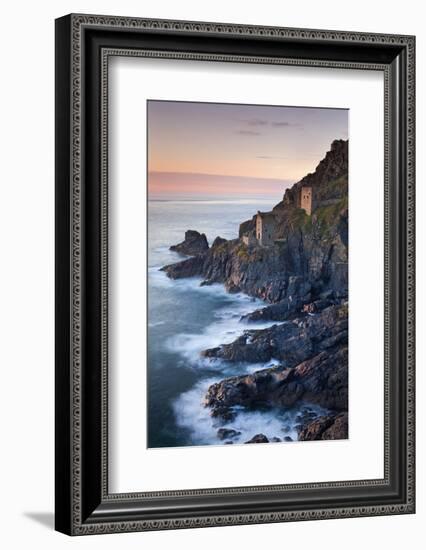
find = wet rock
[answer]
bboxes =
[284,436,293,442]
[201,347,222,358]
[245,434,269,444]
[297,416,334,440]
[322,413,348,440]
[241,296,308,322]
[225,281,241,294]
[170,230,209,256]
[298,410,318,424]
[302,299,334,314]
[271,437,282,442]
[203,307,348,415]
[202,331,273,363]
[161,254,206,279]
[204,304,348,367]
[298,413,348,441]
[217,428,241,440]
[209,406,236,424]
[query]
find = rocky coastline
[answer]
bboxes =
[169,229,209,256]
[161,139,349,444]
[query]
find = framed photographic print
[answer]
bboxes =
[55,14,415,535]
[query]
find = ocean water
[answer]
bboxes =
[147,199,327,448]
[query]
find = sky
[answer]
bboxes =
[147,100,348,200]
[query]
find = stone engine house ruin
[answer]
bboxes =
[298,185,312,215]
[242,186,314,248]
[256,211,276,247]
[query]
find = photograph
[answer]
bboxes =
[147,100,349,448]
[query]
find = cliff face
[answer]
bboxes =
[162,140,348,316]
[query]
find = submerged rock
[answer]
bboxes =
[170,230,209,256]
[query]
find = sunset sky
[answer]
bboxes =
[147,100,348,200]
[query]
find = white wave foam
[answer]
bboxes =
[164,288,279,373]
[244,360,281,374]
[148,320,166,328]
[173,379,328,447]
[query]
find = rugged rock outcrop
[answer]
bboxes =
[298,412,348,440]
[241,297,309,322]
[203,341,347,415]
[212,236,227,248]
[273,139,348,213]
[203,303,348,366]
[203,304,348,418]
[239,217,256,238]
[161,254,205,279]
[242,294,336,322]
[169,230,209,256]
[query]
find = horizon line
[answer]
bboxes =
[148,170,294,183]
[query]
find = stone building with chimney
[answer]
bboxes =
[298,186,312,215]
[256,211,276,247]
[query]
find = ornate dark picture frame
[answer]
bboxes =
[55,14,415,535]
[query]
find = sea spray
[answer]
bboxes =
[173,378,328,446]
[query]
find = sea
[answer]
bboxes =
[147,198,327,448]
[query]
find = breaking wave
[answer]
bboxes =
[173,378,328,446]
